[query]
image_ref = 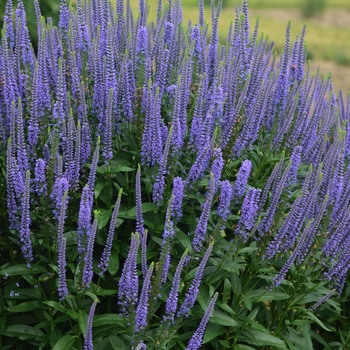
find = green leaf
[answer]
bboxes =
[109,335,128,350]
[284,325,313,350]
[211,310,238,327]
[1,325,45,340]
[240,330,287,348]
[176,230,192,250]
[247,289,289,301]
[110,165,134,173]
[92,287,118,296]
[67,310,79,320]
[203,324,226,344]
[107,251,119,275]
[78,310,88,336]
[52,335,78,350]
[296,307,333,331]
[94,182,106,199]
[119,202,156,219]
[0,265,45,276]
[233,345,256,350]
[217,303,235,315]
[93,314,124,327]
[38,272,55,282]
[97,208,112,229]
[85,292,99,302]
[238,247,258,254]
[242,294,252,311]
[42,301,67,313]
[222,277,232,305]
[7,301,42,313]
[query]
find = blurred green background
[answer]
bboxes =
[1,0,349,91]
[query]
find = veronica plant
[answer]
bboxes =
[0,0,349,349]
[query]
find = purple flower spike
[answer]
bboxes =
[171,177,185,221]
[233,160,252,200]
[33,158,47,196]
[177,242,214,318]
[118,233,140,315]
[153,127,172,205]
[186,292,218,350]
[82,214,99,289]
[217,180,233,221]
[136,165,145,238]
[59,0,70,32]
[84,300,97,350]
[51,177,69,220]
[136,26,148,55]
[57,191,69,300]
[287,145,302,184]
[20,170,33,266]
[98,189,123,275]
[210,148,224,193]
[163,249,188,322]
[235,187,261,242]
[77,185,92,255]
[192,175,215,252]
[308,290,335,312]
[134,262,154,333]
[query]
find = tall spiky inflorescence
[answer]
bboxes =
[192,174,215,252]
[4,0,14,49]
[15,0,34,75]
[158,198,175,285]
[134,262,154,333]
[118,233,140,315]
[186,145,213,188]
[258,162,291,237]
[16,98,28,180]
[275,20,291,115]
[308,290,335,312]
[141,85,163,166]
[82,213,99,289]
[163,249,188,323]
[84,300,97,350]
[136,25,148,56]
[189,74,206,149]
[87,136,100,199]
[236,187,262,241]
[51,177,69,220]
[20,170,33,266]
[57,191,69,300]
[272,221,311,288]
[186,292,218,350]
[210,148,224,193]
[53,58,67,121]
[153,127,172,205]
[217,180,233,222]
[59,0,70,32]
[77,185,93,256]
[286,145,302,184]
[98,189,123,275]
[102,89,113,163]
[232,160,252,200]
[206,0,222,87]
[6,138,18,230]
[28,63,40,148]
[135,165,147,277]
[33,158,47,196]
[177,242,214,317]
[171,177,185,221]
